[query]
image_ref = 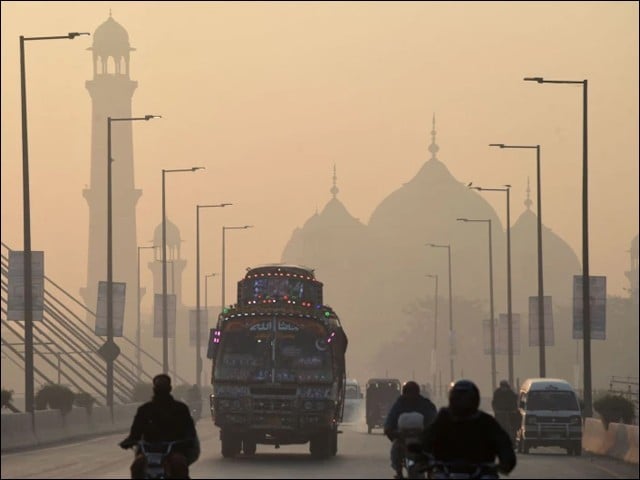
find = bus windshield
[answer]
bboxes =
[214,317,333,384]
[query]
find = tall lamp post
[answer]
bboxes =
[136,244,155,381]
[469,184,514,386]
[196,203,231,387]
[162,167,204,374]
[19,31,89,417]
[426,243,454,382]
[425,274,438,396]
[457,218,496,390]
[524,76,592,417]
[221,225,253,310]
[107,115,160,409]
[490,143,546,377]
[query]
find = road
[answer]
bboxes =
[1,418,638,479]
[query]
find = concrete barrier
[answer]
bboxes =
[34,409,66,444]
[583,417,639,464]
[88,405,113,434]
[1,413,37,450]
[113,403,139,432]
[63,406,91,438]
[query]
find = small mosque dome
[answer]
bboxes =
[153,219,181,248]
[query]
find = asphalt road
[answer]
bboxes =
[1,418,638,479]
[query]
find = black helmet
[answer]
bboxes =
[402,381,420,396]
[448,379,480,417]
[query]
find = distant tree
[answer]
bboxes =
[1,388,20,413]
[130,382,153,403]
[593,394,636,428]
[35,384,75,415]
[74,391,96,412]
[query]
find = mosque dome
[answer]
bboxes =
[89,15,133,54]
[153,218,181,248]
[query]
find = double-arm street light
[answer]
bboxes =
[457,218,496,391]
[162,167,204,373]
[195,203,232,387]
[107,115,160,408]
[469,184,514,387]
[490,143,546,378]
[524,76,592,417]
[425,274,439,396]
[426,243,454,382]
[19,31,89,416]
[221,226,253,310]
[136,244,155,381]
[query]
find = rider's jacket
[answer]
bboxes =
[122,393,199,461]
[384,394,437,439]
[421,407,516,473]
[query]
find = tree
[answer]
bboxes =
[593,394,636,428]
[34,384,75,415]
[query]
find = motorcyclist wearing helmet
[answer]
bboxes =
[384,381,437,479]
[492,379,519,443]
[420,379,516,476]
[119,374,200,479]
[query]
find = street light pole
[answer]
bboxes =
[524,76,591,415]
[162,167,204,374]
[457,218,496,390]
[490,143,546,377]
[425,274,438,395]
[426,243,454,382]
[196,203,231,387]
[107,115,159,409]
[221,225,253,310]
[19,31,89,418]
[469,185,514,386]
[137,244,155,381]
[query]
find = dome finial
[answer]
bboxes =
[525,176,533,210]
[330,163,339,198]
[428,113,440,160]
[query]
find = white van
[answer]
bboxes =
[516,378,582,456]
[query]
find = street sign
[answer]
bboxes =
[153,294,176,338]
[97,340,120,362]
[95,281,126,336]
[495,314,521,355]
[572,275,606,340]
[189,308,210,347]
[7,251,45,321]
[528,296,554,346]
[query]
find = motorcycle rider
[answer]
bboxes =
[420,379,516,476]
[120,374,200,479]
[491,379,519,443]
[384,380,437,479]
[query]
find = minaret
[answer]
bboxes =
[80,14,141,337]
[331,164,339,199]
[428,113,440,161]
[148,219,187,303]
[524,176,533,210]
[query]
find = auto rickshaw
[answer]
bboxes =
[365,378,401,434]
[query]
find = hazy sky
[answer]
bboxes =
[1,1,638,314]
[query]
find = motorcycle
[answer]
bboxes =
[397,412,427,479]
[425,460,499,479]
[123,439,191,479]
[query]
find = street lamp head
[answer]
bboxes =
[470,186,483,191]
[524,76,544,83]
[191,166,205,172]
[144,115,162,120]
[504,184,511,188]
[489,143,505,148]
[243,225,253,229]
[68,32,90,39]
[456,218,468,222]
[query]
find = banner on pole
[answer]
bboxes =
[482,319,494,355]
[189,309,210,347]
[95,281,127,336]
[572,275,606,340]
[7,251,45,321]
[154,294,176,338]
[496,314,520,355]
[529,296,554,347]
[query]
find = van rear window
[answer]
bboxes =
[527,390,579,411]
